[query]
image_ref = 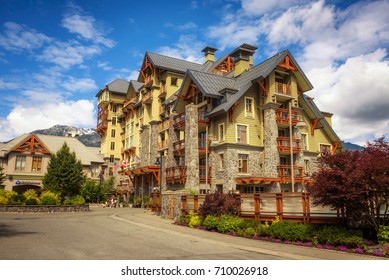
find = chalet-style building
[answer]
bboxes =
[0,134,105,193]
[96,43,341,198]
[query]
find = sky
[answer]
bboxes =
[0,0,388,145]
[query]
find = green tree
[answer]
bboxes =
[80,176,116,203]
[42,142,85,199]
[0,166,6,190]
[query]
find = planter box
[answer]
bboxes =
[0,205,90,213]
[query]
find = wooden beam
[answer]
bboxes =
[278,55,297,71]
[229,100,240,123]
[332,141,341,154]
[310,118,320,135]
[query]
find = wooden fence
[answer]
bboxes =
[149,192,343,224]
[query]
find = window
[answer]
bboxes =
[320,144,331,154]
[110,155,114,163]
[111,129,116,138]
[15,155,26,170]
[238,154,248,173]
[31,156,42,171]
[304,159,310,175]
[110,142,115,150]
[237,124,248,144]
[219,153,224,170]
[245,97,254,118]
[171,77,178,86]
[301,133,308,150]
[91,165,99,177]
[218,123,225,141]
[112,117,117,125]
[113,105,117,113]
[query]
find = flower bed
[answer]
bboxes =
[0,205,90,213]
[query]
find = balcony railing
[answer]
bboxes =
[143,90,153,104]
[275,108,300,125]
[277,137,301,153]
[166,166,187,184]
[173,140,185,156]
[158,139,168,150]
[275,82,291,95]
[277,165,304,181]
[173,112,186,129]
[158,120,169,132]
[199,166,212,183]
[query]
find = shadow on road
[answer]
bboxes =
[0,223,38,238]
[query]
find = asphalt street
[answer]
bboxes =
[0,206,384,260]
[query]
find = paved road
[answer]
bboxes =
[0,207,384,260]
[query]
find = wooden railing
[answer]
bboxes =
[173,140,185,156]
[158,120,169,132]
[143,90,153,104]
[165,166,187,184]
[199,166,212,183]
[173,112,186,129]
[275,82,291,95]
[277,165,304,181]
[277,137,301,153]
[175,193,342,224]
[158,139,168,150]
[275,108,300,125]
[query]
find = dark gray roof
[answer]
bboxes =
[187,70,236,98]
[130,80,144,92]
[107,79,129,94]
[146,52,203,74]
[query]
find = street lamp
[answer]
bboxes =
[154,153,163,193]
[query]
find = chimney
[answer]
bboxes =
[230,43,257,77]
[201,46,218,63]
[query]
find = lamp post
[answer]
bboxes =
[154,153,163,193]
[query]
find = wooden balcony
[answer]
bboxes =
[275,82,291,95]
[143,90,153,104]
[173,140,185,156]
[166,166,187,184]
[158,120,169,132]
[277,137,301,154]
[173,112,186,130]
[199,166,212,183]
[275,108,300,126]
[198,138,207,154]
[96,106,108,136]
[277,165,304,182]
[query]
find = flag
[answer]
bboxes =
[135,155,141,163]
[112,161,118,173]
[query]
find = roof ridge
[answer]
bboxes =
[146,51,202,66]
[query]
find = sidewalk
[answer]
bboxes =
[109,208,386,260]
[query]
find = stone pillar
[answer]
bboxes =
[185,105,199,192]
[263,103,281,192]
[167,113,178,169]
[140,125,150,166]
[149,121,159,166]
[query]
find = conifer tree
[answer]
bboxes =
[0,166,6,190]
[43,142,85,199]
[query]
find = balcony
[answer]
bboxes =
[275,82,291,95]
[96,106,108,136]
[277,165,304,182]
[173,110,210,130]
[173,112,186,130]
[275,108,300,126]
[143,90,153,104]
[198,138,207,154]
[166,166,186,184]
[199,166,212,183]
[277,137,301,154]
[173,140,185,156]
[158,120,169,132]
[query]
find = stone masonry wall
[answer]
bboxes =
[185,105,199,192]
[140,125,150,166]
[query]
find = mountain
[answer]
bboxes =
[343,142,363,151]
[32,125,101,147]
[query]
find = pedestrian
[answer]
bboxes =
[114,198,117,208]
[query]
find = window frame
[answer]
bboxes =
[31,156,42,172]
[244,97,254,118]
[15,155,26,171]
[238,154,248,173]
[218,123,225,141]
[236,124,249,144]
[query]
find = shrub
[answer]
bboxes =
[24,198,38,205]
[40,191,60,205]
[198,192,241,217]
[377,225,389,244]
[23,189,38,200]
[257,222,271,237]
[188,211,201,228]
[177,214,191,225]
[216,215,244,233]
[315,225,364,248]
[0,196,9,205]
[203,215,219,230]
[269,221,315,242]
[241,219,260,230]
[64,195,85,205]
[9,193,26,205]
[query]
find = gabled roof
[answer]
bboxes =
[129,80,144,92]
[208,50,313,117]
[107,79,129,94]
[3,134,105,165]
[186,70,236,98]
[146,52,203,74]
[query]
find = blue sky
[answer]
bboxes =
[0,0,388,145]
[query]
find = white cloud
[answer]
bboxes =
[97,61,113,71]
[308,49,389,144]
[156,35,205,63]
[62,11,115,48]
[240,0,311,16]
[61,77,98,93]
[0,22,51,52]
[0,100,96,142]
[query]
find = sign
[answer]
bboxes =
[15,180,40,185]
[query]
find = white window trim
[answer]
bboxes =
[244,97,254,119]
[319,143,332,154]
[301,133,309,151]
[236,123,249,144]
[218,123,225,141]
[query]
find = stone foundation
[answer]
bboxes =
[0,205,90,213]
